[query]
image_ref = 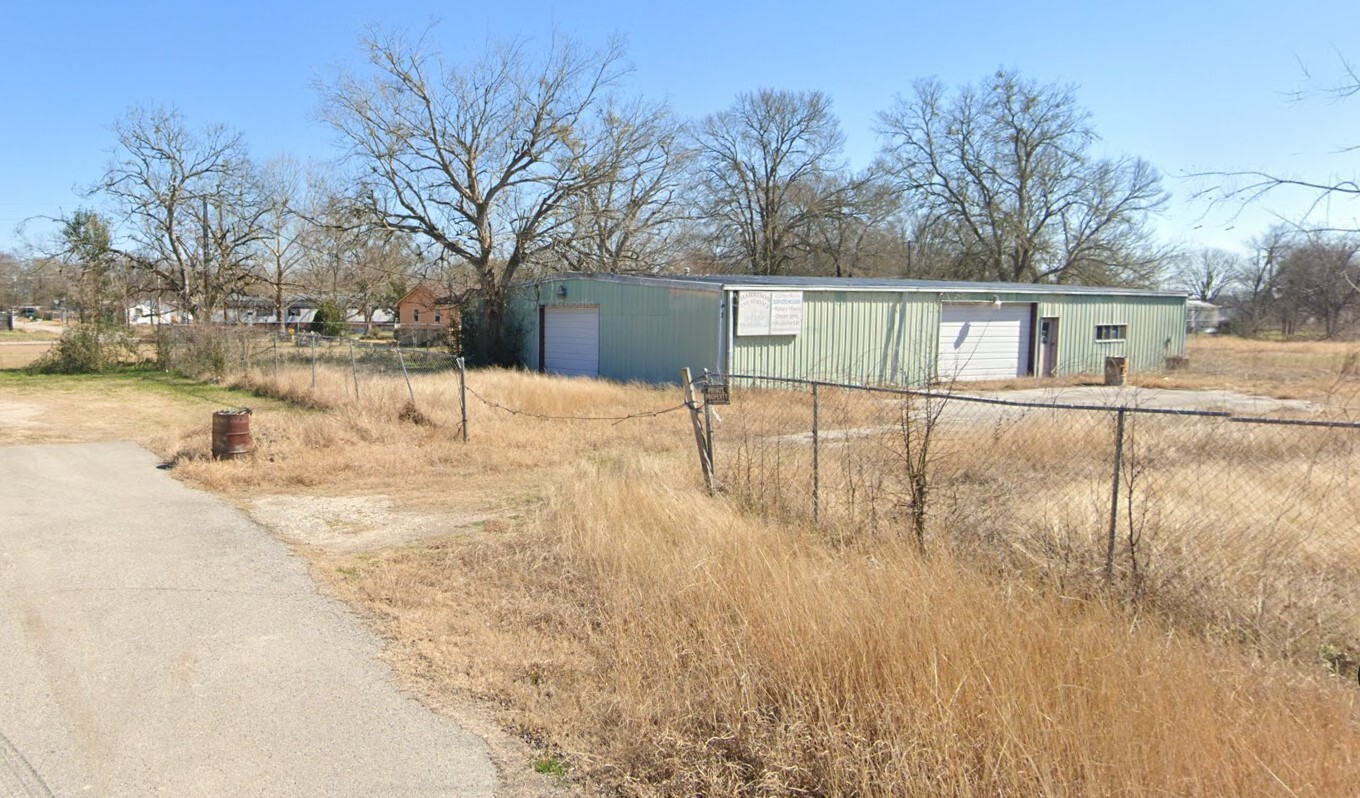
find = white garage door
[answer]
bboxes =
[544,306,599,377]
[937,304,1033,382]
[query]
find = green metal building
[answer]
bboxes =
[512,273,1187,385]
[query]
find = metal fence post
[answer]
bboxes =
[272,335,278,376]
[702,370,716,475]
[310,333,317,389]
[349,340,360,400]
[1104,407,1127,585]
[396,342,415,405]
[457,356,468,442]
[812,382,820,524]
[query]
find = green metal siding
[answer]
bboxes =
[1035,294,1186,375]
[730,291,938,385]
[732,288,1186,385]
[514,277,1186,385]
[515,278,720,383]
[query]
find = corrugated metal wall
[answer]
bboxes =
[514,278,721,383]
[730,291,938,385]
[731,288,1186,385]
[1036,294,1186,375]
[513,278,1187,385]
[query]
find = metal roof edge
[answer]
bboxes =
[519,272,723,292]
[518,272,1186,299]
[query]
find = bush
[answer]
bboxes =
[311,301,346,337]
[27,324,142,374]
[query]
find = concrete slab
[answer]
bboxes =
[0,441,496,797]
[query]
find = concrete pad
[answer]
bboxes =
[0,442,496,797]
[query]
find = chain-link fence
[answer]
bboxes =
[157,326,458,381]
[695,372,1360,672]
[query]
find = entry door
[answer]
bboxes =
[1039,317,1059,377]
[543,306,599,377]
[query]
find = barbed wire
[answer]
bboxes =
[464,383,687,425]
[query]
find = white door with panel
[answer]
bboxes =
[543,306,600,377]
[937,303,1033,381]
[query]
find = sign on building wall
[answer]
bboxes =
[736,291,803,336]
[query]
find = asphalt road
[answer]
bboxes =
[0,442,497,797]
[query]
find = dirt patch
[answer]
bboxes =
[0,400,44,430]
[250,494,502,553]
[0,342,53,369]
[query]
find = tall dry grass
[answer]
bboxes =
[162,364,692,505]
[716,382,1360,671]
[332,457,1360,796]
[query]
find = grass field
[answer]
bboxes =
[4,337,1360,795]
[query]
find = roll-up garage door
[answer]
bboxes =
[937,303,1032,381]
[543,306,599,377]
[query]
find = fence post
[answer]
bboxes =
[701,369,716,474]
[349,340,360,400]
[396,342,416,405]
[812,382,820,524]
[1104,407,1127,585]
[681,367,716,494]
[272,335,278,376]
[310,333,317,389]
[457,356,468,442]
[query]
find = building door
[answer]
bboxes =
[937,303,1033,381]
[1039,317,1059,377]
[543,306,600,377]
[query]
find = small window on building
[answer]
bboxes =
[1095,324,1127,342]
[435,313,441,323]
[413,309,420,323]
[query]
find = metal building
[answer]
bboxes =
[512,274,1187,385]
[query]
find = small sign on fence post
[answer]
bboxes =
[702,379,730,405]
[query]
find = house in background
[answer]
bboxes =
[394,284,458,346]
[513,273,1189,385]
[1186,300,1220,333]
[128,301,191,325]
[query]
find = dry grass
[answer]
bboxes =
[1133,335,1360,406]
[0,341,54,369]
[159,365,693,514]
[11,349,1360,795]
[716,383,1360,671]
[325,457,1360,796]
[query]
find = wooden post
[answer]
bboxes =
[681,368,716,493]
[457,356,469,442]
[310,333,316,389]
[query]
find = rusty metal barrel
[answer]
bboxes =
[212,408,252,460]
[1103,356,1128,386]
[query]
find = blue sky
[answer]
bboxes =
[3,0,1359,257]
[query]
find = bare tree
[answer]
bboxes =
[320,26,644,362]
[1276,233,1360,338]
[300,185,422,334]
[1172,248,1240,301]
[257,157,310,330]
[693,88,855,276]
[793,172,901,277]
[877,70,1169,286]
[1193,58,1360,232]
[88,106,266,321]
[552,99,690,273]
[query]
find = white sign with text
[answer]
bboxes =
[736,290,802,336]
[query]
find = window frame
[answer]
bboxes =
[1094,323,1128,343]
